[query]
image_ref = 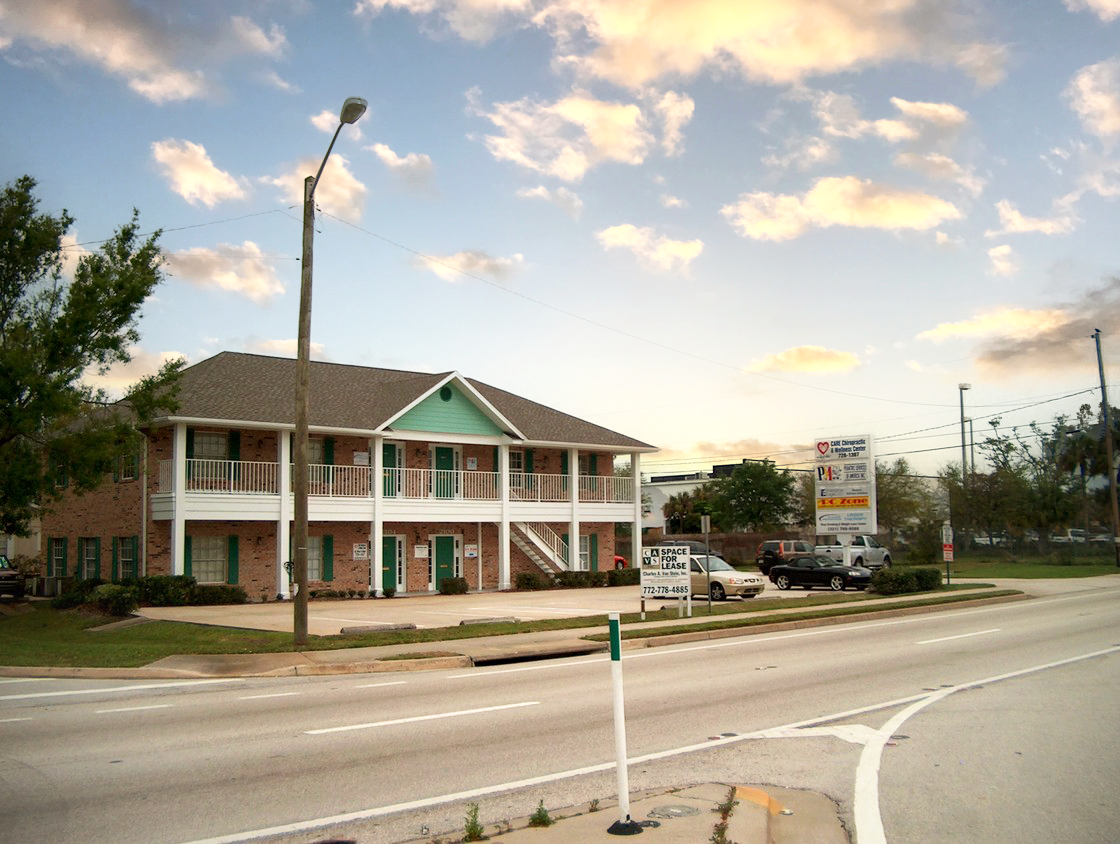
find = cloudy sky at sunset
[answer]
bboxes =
[2,0,1118,477]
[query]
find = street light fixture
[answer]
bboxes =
[293,96,367,647]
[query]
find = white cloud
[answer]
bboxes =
[165,242,285,303]
[748,345,860,374]
[467,88,654,181]
[515,185,584,218]
[1064,0,1120,22]
[721,176,961,242]
[354,0,531,43]
[654,91,694,156]
[762,135,835,171]
[987,244,1017,277]
[889,97,968,128]
[918,307,1070,342]
[805,91,967,144]
[311,108,366,140]
[984,199,1076,237]
[258,70,300,93]
[83,346,186,399]
[369,143,434,190]
[59,233,91,279]
[935,231,962,246]
[895,152,985,195]
[0,4,287,102]
[595,224,703,272]
[659,194,687,209]
[151,139,247,207]
[417,249,524,282]
[262,155,367,222]
[1066,58,1120,139]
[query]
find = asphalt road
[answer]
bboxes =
[2,578,1118,843]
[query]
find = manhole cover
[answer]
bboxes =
[648,805,702,819]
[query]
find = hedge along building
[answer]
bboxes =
[39,352,655,600]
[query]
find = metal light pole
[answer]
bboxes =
[958,383,971,479]
[1092,329,1120,567]
[294,96,367,646]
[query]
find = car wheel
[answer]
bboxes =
[853,557,864,566]
[881,557,891,568]
[829,575,845,591]
[775,575,791,590]
[710,583,726,601]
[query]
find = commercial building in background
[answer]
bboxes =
[38,352,654,598]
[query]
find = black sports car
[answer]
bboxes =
[768,555,872,591]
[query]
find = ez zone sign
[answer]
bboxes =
[641,546,690,598]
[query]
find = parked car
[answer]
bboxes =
[755,539,816,575]
[613,555,628,568]
[655,540,723,558]
[768,555,872,592]
[689,554,764,601]
[1050,529,1087,544]
[814,535,891,569]
[0,555,26,600]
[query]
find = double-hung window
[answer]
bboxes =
[307,536,323,582]
[78,538,100,580]
[192,536,227,584]
[193,432,228,460]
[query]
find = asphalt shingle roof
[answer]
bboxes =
[161,352,654,451]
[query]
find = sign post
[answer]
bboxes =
[942,522,954,585]
[606,612,642,836]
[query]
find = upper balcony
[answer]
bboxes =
[157,459,634,505]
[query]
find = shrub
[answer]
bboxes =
[439,577,469,595]
[192,584,248,605]
[514,571,552,591]
[51,578,103,609]
[607,567,641,587]
[528,801,553,828]
[92,583,140,616]
[138,575,197,607]
[554,571,593,589]
[871,566,942,595]
[589,571,608,588]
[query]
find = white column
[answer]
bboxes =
[277,429,292,597]
[569,447,580,570]
[631,452,642,570]
[372,435,384,595]
[170,424,187,576]
[498,443,511,589]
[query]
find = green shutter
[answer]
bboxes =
[227,536,239,585]
[525,449,534,474]
[561,451,568,475]
[323,535,334,582]
[590,453,598,475]
[112,537,119,582]
[228,431,240,461]
[130,536,139,580]
[186,429,195,458]
[493,447,499,472]
[184,536,192,577]
[94,538,102,579]
[562,532,569,565]
[324,437,334,465]
[590,533,599,572]
[61,538,68,577]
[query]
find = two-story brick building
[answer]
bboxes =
[39,352,654,599]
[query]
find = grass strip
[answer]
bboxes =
[583,589,1023,641]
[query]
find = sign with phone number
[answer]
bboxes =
[641,546,690,598]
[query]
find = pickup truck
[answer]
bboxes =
[814,535,892,569]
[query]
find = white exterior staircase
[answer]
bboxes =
[512,522,569,574]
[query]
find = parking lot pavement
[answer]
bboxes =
[137,583,818,635]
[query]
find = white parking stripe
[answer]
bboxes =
[917,628,1000,645]
[0,717,33,723]
[304,701,540,735]
[96,704,172,714]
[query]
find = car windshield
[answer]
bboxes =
[696,556,734,571]
[814,556,836,565]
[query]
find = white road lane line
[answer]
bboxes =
[917,628,1000,645]
[181,645,1120,844]
[0,678,52,685]
[0,717,33,723]
[96,704,173,714]
[353,681,407,689]
[0,678,244,702]
[239,692,300,700]
[304,701,540,735]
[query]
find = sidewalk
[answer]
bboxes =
[0,587,1028,680]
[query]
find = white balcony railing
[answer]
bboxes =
[158,460,633,504]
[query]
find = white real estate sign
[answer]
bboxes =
[640,546,690,598]
[814,434,877,534]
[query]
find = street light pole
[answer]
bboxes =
[293,96,367,647]
[1092,329,1120,567]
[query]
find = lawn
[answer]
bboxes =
[1,584,1006,668]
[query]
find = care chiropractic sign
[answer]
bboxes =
[814,434,877,534]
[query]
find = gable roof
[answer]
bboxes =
[159,352,654,451]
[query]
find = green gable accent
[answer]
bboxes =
[393,383,502,436]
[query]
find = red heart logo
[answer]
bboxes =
[816,441,830,455]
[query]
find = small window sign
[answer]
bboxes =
[353,543,369,560]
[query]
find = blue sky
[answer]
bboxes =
[2,0,1118,478]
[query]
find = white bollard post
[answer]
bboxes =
[607,612,642,836]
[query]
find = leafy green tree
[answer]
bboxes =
[661,485,716,533]
[874,457,935,541]
[708,460,796,532]
[0,176,182,534]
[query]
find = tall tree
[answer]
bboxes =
[0,176,182,534]
[708,460,796,532]
[874,457,935,541]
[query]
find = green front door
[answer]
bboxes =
[433,447,455,499]
[383,443,399,497]
[433,536,455,588]
[382,536,400,592]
